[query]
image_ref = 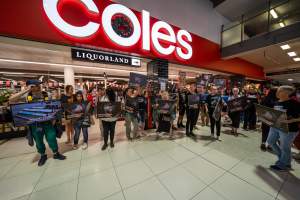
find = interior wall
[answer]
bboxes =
[113,0,229,44]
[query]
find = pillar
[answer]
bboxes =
[64,66,75,90]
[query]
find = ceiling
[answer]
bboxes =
[238,38,300,83]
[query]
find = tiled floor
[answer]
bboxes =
[0,121,300,200]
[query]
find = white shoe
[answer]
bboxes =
[72,145,78,150]
[293,153,300,160]
[82,143,88,150]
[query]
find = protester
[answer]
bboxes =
[243,87,258,131]
[228,87,241,136]
[72,91,91,150]
[185,83,198,138]
[101,88,118,150]
[124,88,139,140]
[260,87,278,151]
[96,87,106,139]
[137,87,147,135]
[9,80,66,166]
[266,86,300,171]
[177,87,186,128]
[206,86,225,140]
[61,85,74,144]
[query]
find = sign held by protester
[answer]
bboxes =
[255,104,289,133]
[129,73,148,88]
[96,102,122,118]
[227,96,247,113]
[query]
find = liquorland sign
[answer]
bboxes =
[43,0,193,60]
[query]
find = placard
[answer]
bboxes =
[96,102,122,118]
[129,73,148,88]
[158,100,176,114]
[125,97,138,113]
[196,77,207,87]
[255,104,289,132]
[214,78,226,87]
[10,100,62,127]
[202,74,213,83]
[227,96,247,113]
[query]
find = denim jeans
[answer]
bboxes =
[125,113,138,139]
[267,127,299,169]
[73,124,88,145]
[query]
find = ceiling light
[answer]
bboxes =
[288,52,297,57]
[270,9,278,19]
[279,22,285,27]
[288,79,294,81]
[293,57,300,62]
[280,44,290,50]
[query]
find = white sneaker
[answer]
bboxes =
[72,145,78,150]
[82,143,88,150]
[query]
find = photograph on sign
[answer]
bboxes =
[227,96,247,113]
[213,78,226,87]
[10,100,62,127]
[125,97,138,113]
[97,102,122,118]
[255,104,289,132]
[129,73,148,87]
[158,100,176,114]
[202,74,213,82]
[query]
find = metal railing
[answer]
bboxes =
[221,0,300,48]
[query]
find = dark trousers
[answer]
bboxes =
[261,123,270,143]
[102,121,116,145]
[186,109,198,135]
[243,109,257,129]
[74,124,88,145]
[209,113,221,136]
[229,111,241,128]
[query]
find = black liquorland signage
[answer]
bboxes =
[71,48,141,67]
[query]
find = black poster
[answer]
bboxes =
[129,73,148,88]
[97,102,122,118]
[10,100,62,127]
[125,97,138,113]
[255,104,289,132]
[158,100,176,114]
[227,96,247,113]
[72,48,141,67]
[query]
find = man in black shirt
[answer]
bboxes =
[185,84,198,138]
[267,86,300,171]
[177,87,186,128]
[206,86,224,140]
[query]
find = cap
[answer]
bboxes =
[26,80,42,86]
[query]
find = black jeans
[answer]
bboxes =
[243,109,257,129]
[209,113,221,136]
[261,123,270,143]
[102,121,116,145]
[186,109,198,135]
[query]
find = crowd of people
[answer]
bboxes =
[8,80,300,172]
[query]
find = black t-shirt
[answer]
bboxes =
[206,94,221,113]
[137,95,147,111]
[277,99,300,132]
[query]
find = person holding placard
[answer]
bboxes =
[206,86,225,140]
[101,88,119,150]
[61,85,74,144]
[228,87,241,136]
[185,83,198,138]
[266,86,300,171]
[124,88,139,140]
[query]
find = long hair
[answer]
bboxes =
[75,91,84,103]
[106,88,116,103]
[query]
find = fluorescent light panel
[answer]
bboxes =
[279,22,285,27]
[270,9,278,19]
[294,57,300,62]
[280,44,290,50]
[288,52,297,57]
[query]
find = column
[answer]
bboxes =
[64,66,75,89]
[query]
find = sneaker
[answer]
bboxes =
[190,132,196,137]
[72,145,78,150]
[216,136,221,141]
[260,144,267,152]
[270,165,287,172]
[53,152,66,160]
[38,155,47,167]
[101,144,108,151]
[110,143,115,148]
[286,165,292,170]
[82,143,88,150]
